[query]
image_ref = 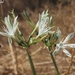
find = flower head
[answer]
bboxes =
[35,10,54,38]
[0,15,18,43]
[53,28,75,57]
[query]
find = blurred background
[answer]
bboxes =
[0,0,75,75]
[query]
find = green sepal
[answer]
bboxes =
[49,16,52,27]
[43,36,51,47]
[29,38,38,45]
[51,33,58,43]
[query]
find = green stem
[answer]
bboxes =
[48,47,60,75]
[25,48,36,75]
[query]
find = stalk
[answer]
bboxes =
[25,47,36,75]
[48,47,60,75]
[9,44,18,75]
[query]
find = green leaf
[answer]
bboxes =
[23,11,35,29]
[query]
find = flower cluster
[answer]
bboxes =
[34,10,54,39]
[0,10,75,57]
[0,15,18,43]
[54,28,75,57]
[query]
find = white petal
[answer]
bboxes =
[5,15,12,30]
[64,44,75,48]
[13,24,18,33]
[13,17,18,33]
[0,32,7,36]
[63,32,74,43]
[53,45,60,55]
[50,16,52,24]
[63,49,71,57]
[56,27,61,41]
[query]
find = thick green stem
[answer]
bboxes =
[25,48,36,75]
[48,47,60,75]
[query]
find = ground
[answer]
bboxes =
[0,0,75,75]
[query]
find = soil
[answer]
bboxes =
[0,0,75,75]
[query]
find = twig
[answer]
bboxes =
[66,49,74,75]
[0,3,4,18]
